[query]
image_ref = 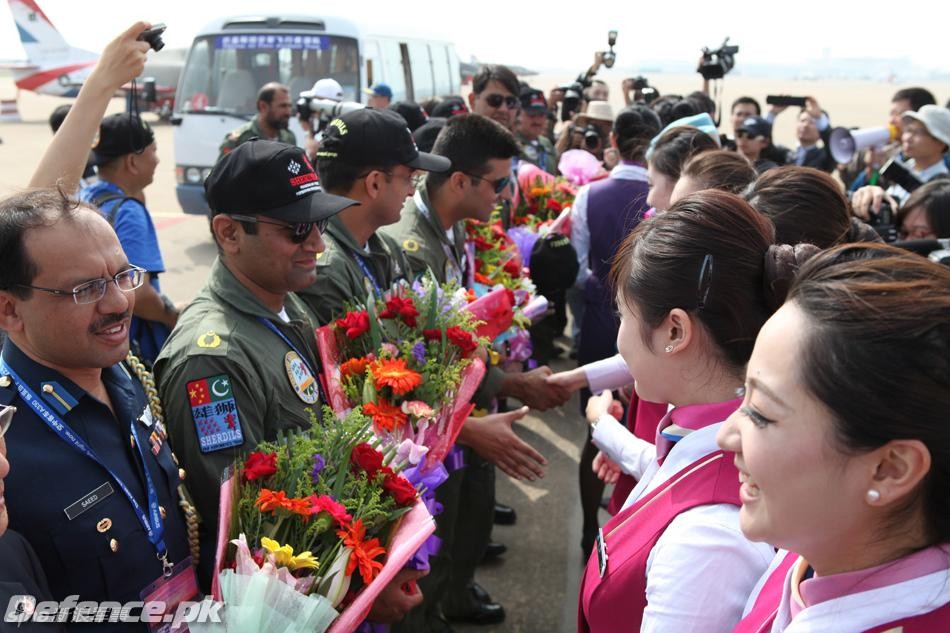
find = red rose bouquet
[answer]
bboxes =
[316,273,488,469]
[201,408,436,633]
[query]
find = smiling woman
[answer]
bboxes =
[719,243,950,632]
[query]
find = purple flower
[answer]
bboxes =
[411,342,426,365]
[311,454,326,483]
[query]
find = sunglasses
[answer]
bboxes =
[483,93,519,109]
[0,404,15,439]
[464,172,512,194]
[228,214,329,244]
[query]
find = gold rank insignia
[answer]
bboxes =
[0,375,11,388]
[403,239,420,252]
[197,331,221,348]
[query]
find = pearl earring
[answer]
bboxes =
[664,345,674,353]
[866,489,881,503]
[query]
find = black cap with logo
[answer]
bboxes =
[519,88,548,114]
[204,139,358,223]
[91,113,155,165]
[316,108,451,173]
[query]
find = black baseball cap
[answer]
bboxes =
[205,139,358,223]
[91,113,155,165]
[519,88,548,114]
[316,108,451,173]
[431,96,468,118]
[388,101,429,132]
[739,116,772,139]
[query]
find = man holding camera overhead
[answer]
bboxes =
[217,82,296,162]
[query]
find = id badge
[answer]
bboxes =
[139,557,199,632]
[596,528,609,578]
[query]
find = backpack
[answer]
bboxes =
[88,189,141,225]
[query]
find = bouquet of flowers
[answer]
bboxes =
[316,274,490,469]
[511,163,578,231]
[465,212,550,365]
[195,408,436,633]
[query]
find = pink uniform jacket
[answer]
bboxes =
[578,450,741,632]
[735,550,950,632]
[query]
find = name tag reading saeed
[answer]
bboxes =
[64,482,115,520]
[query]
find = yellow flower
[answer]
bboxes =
[261,537,320,571]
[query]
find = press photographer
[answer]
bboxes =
[295,78,365,161]
[549,31,617,122]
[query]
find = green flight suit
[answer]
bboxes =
[383,187,498,631]
[297,215,412,325]
[153,258,323,580]
[518,133,558,175]
[217,118,297,163]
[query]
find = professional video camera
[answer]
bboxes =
[558,30,618,121]
[295,97,365,131]
[699,37,739,80]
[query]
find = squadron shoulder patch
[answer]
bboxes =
[187,374,244,453]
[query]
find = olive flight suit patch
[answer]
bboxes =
[187,374,244,453]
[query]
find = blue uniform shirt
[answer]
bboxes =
[0,341,191,632]
[79,181,170,364]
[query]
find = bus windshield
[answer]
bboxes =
[175,33,360,116]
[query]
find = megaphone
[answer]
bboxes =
[829,125,898,164]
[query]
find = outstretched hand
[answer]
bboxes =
[458,406,547,480]
[86,22,152,95]
[367,568,428,624]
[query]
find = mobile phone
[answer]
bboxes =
[766,95,807,108]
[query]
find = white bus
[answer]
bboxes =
[172,14,460,214]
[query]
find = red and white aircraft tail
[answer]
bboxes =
[4,0,97,97]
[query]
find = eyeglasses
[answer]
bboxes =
[15,266,146,305]
[463,172,512,194]
[357,170,422,189]
[0,404,15,439]
[483,93,519,109]
[228,214,328,244]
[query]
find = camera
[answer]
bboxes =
[868,199,899,243]
[295,97,365,129]
[138,23,166,52]
[558,81,588,122]
[600,30,618,69]
[699,37,739,80]
[573,123,604,151]
[894,238,950,266]
[631,76,649,91]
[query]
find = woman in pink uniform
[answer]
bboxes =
[720,243,950,632]
[577,190,815,632]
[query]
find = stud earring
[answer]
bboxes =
[866,489,881,503]
[664,345,674,353]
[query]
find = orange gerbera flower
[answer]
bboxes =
[255,489,312,518]
[363,399,408,432]
[340,357,370,381]
[337,519,386,584]
[372,358,422,396]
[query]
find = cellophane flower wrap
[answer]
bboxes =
[195,408,436,633]
[466,207,550,366]
[316,273,488,469]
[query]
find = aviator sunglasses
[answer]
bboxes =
[228,215,330,244]
[483,93,519,109]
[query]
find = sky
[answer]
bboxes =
[0,0,946,76]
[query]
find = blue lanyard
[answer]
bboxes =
[256,317,326,402]
[0,359,173,575]
[348,249,383,298]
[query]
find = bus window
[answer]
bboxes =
[174,33,360,115]
[378,39,406,101]
[408,41,433,100]
[431,44,452,96]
